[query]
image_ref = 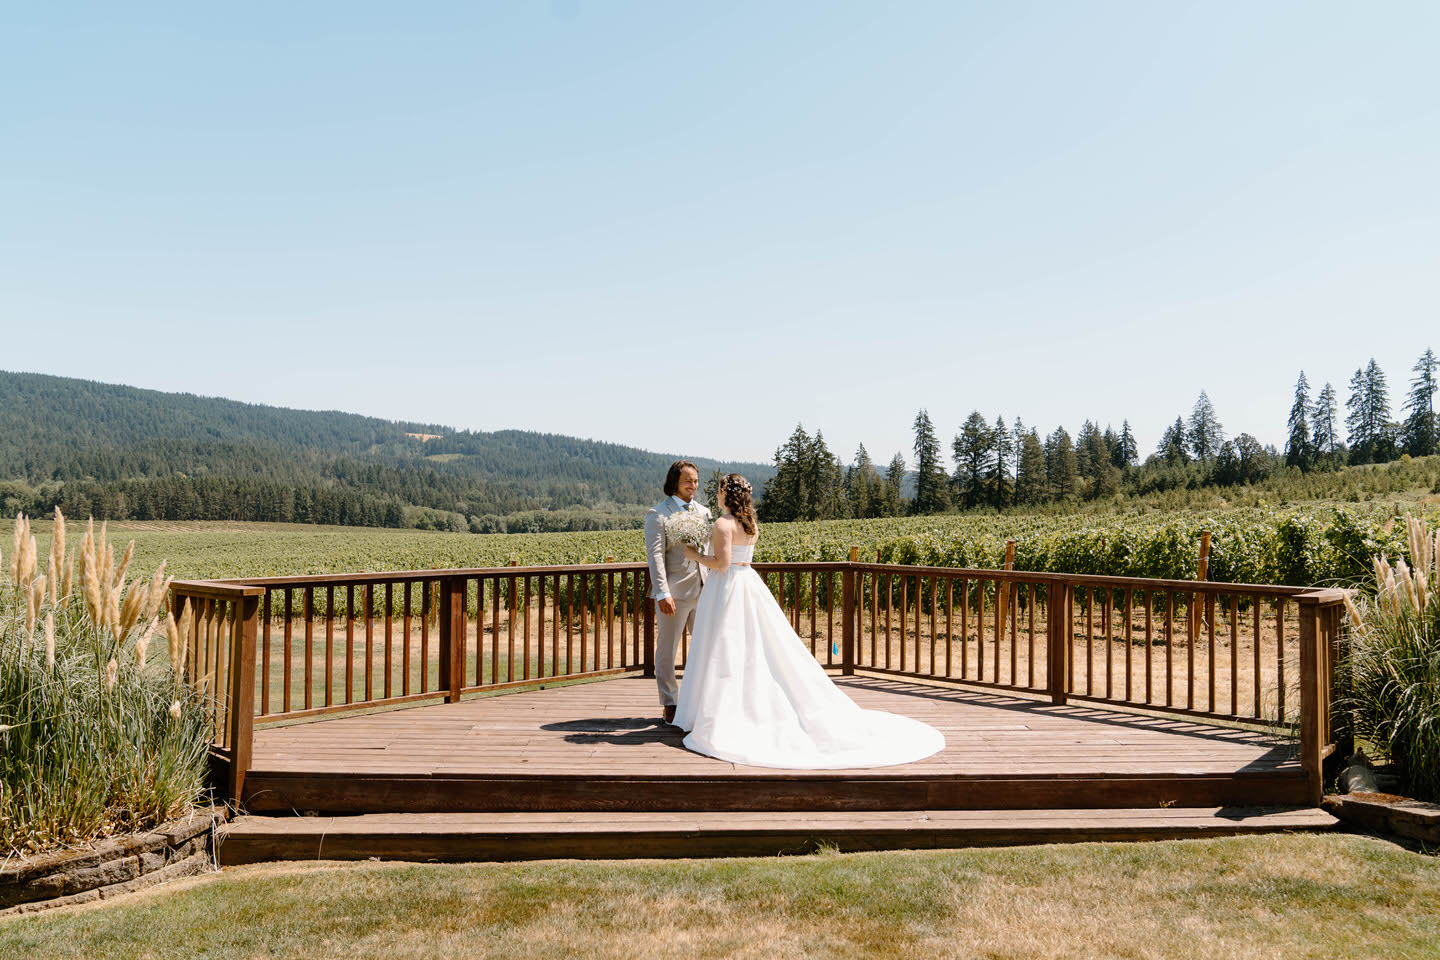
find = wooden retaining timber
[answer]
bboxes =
[172,556,1346,858]
[218,807,1337,865]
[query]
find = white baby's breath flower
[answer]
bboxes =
[663,509,712,550]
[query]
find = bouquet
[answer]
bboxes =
[663,508,713,550]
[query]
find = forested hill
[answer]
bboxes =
[0,371,772,532]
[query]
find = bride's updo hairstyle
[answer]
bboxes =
[720,473,758,536]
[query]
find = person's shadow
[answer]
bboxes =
[541,716,690,750]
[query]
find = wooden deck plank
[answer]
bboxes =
[242,676,1305,813]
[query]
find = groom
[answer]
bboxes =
[644,459,711,725]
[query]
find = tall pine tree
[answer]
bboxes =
[1285,371,1313,470]
[1403,348,1438,457]
[951,411,994,509]
[910,409,950,514]
[1312,382,1340,470]
[1187,391,1224,462]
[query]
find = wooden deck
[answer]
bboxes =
[242,675,1309,813]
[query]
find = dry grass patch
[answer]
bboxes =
[1,834,1437,959]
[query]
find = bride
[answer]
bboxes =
[673,474,945,769]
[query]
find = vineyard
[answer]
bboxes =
[7,497,1436,588]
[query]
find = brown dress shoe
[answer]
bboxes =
[663,704,677,725]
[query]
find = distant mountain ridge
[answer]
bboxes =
[0,370,773,532]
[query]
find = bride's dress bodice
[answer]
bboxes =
[674,535,945,770]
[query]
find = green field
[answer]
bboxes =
[5,498,1436,589]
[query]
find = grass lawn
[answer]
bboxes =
[1,834,1437,959]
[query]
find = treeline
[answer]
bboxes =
[756,348,1439,521]
[0,371,771,532]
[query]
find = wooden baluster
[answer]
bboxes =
[1186,594,1196,710]
[525,576,534,681]
[491,577,501,684]
[1165,591,1175,707]
[1229,595,1238,716]
[606,571,615,671]
[420,580,430,693]
[826,572,836,667]
[1206,593,1216,713]
[537,575,547,677]
[884,573,893,669]
[993,578,1002,683]
[364,584,374,702]
[869,572,877,668]
[899,576,907,673]
[809,570,817,658]
[1144,590,1153,704]
[960,577,969,679]
[1009,579,1018,686]
[945,579,954,678]
[402,582,412,697]
[384,583,394,700]
[302,588,314,710]
[260,591,272,716]
[1124,589,1134,702]
[1105,587,1117,699]
[508,572,517,683]
[281,590,292,713]
[1252,595,1262,718]
[1084,587,1093,696]
[977,579,986,683]
[1276,598,1287,723]
[929,576,937,676]
[324,586,335,707]
[1027,583,1036,689]
[345,584,355,705]
[554,574,563,676]
[565,574,575,675]
[580,574,590,673]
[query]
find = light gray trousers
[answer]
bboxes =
[655,593,699,707]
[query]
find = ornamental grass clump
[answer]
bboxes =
[0,510,212,858]
[1340,514,1440,801]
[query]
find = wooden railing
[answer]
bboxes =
[178,561,1347,804]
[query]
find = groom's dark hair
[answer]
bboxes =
[663,460,699,497]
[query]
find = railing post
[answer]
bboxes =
[439,576,465,703]
[1047,581,1068,704]
[226,592,260,801]
[1298,596,1326,805]
[841,565,856,676]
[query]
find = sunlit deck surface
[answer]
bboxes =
[242,675,1306,813]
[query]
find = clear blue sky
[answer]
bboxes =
[3,2,1436,465]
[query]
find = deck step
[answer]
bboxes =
[217,806,1337,864]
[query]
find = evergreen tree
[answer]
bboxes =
[1014,429,1048,505]
[1187,391,1224,462]
[1114,420,1138,469]
[1285,371,1313,470]
[1076,420,1110,498]
[1312,382,1340,470]
[844,444,880,519]
[1158,416,1188,464]
[951,411,994,509]
[757,423,811,521]
[989,415,1014,507]
[805,430,844,520]
[1347,359,1394,464]
[882,453,908,516]
[1403,348,1438,457]
[1046,427,1079,500]
[910,409,950,514]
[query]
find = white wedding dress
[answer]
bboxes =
[673,541,946,769]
